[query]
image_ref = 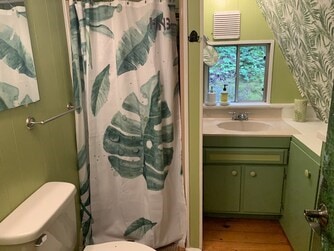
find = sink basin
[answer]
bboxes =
[217,121,272,131]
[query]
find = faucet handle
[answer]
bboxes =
[238,112,249,120]
[228,111,250,120]
[228,111,237,120]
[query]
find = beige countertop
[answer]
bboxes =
[282,117,327,156]
[202,104,328,157]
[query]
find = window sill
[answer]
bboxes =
[203,102,293,109]
[203,102,295,120]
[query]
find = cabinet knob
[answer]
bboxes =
[304,169,311,178]
[250,171,257,177]
[231,170,238,176]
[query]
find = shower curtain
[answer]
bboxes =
[69,0,186,248]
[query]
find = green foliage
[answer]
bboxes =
[124,217,157,240]
[91,64,110,116]
[0,24,36,78]
[208,45,267,102]
[103,73,174,191]
[116,12,163,76]
[0,82,18,110]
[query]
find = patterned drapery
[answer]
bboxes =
[69,0,186,248]
[256,0,334,122]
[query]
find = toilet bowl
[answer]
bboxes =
[0,182,156,251]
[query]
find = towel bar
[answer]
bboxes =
[26,103,80,130]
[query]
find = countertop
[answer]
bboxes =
[202,105,328,157]
[282,117,327,156]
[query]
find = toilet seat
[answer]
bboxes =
[84,241,156,251]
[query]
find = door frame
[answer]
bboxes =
[180,0,204,249]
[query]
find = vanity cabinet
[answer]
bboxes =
[204,163,285,214]
[203,136,290,216]
[280,137,321,251]
[204,164,241,212]
[242,165,284,214]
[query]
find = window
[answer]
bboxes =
[205,40,274,104]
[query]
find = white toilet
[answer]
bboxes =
[0,182,156,251]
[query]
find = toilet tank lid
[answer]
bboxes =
[0,182,76,245]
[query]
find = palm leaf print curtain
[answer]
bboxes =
[256,0,334,122]
[69,0,186,248]
[0,7,38,111]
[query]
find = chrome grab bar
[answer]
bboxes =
[26,103,80,130]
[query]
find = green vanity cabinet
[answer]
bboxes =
[203,162,285,215]
[280,137,321,251]
[242,165,285,214]
[204,164,241,213]
[203,136,290,216]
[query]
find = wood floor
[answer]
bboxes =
[203,217,293,251]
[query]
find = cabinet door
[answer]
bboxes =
[203,165,241,213]
[280,141,320,251]
[242,165,284,214]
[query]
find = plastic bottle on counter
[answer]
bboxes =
[206,86,216,106]
[220,84,229,106]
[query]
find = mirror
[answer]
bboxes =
[0,0,39,112]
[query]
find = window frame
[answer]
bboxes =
[204,40,275,105]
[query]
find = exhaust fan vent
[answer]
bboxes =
[213,11,240,40]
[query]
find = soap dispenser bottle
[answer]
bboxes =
[206,86,216,106]
[220,84,229,105]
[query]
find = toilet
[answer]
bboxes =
[0,182,155,251]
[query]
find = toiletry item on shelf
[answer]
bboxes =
[294,98,308,122]
[206,86,216,106]
[220,84,229,106]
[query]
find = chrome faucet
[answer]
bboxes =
[230,112,249,121]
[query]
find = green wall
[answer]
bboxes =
[0,0,79,224]
[204,0,301,103]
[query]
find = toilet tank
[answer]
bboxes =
[0,182,77,251]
